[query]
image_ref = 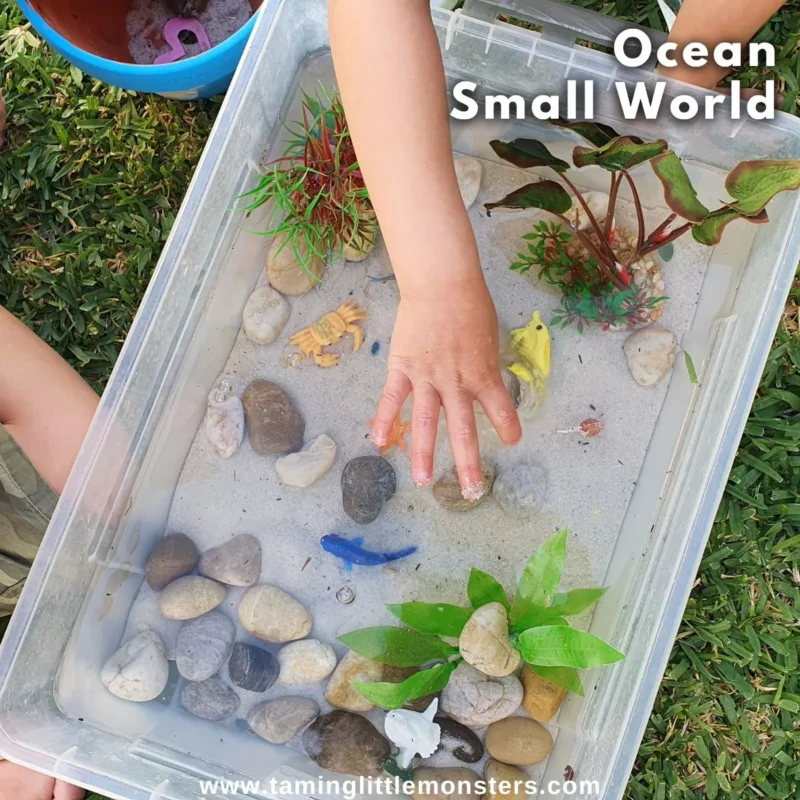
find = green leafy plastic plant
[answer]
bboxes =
[511,220,666,331]
[238,87,376,277]
[487,121,800,331]
[338,529,623,710]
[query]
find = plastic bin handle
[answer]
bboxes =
[461,0,666,50]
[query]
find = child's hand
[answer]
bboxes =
[0,759,84,799]
[371,275,521,497]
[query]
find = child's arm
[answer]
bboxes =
[330,0,521,496]
[662,0,786,88]
[0,307,98,493]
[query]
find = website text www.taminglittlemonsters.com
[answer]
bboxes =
[198,776,602,798]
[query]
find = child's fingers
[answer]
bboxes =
[372,369,412,446]
[442,391,484,500]
[478,378,522,445]
[410,381,440,486]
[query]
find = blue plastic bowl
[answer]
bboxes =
[17,1,259,99]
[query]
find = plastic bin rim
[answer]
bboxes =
[17,0,261,76]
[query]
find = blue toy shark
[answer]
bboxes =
[320,534,417,571]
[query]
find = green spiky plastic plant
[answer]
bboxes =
[239,87,376,277]
[338,529,623,710]
[511,220,666,331]
[486,121,800,331]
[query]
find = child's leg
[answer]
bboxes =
[0,434,87,798]
[0,427,57,616]
[0,308,96,799]
[0,307,98,494]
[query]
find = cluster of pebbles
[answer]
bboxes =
[102,532,341,731]
[207,373,401,523]
[432,461,546,516]
[103,526,565,792]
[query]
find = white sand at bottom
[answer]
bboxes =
[124,156,712,776]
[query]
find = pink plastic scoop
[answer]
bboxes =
[154,17,212,65]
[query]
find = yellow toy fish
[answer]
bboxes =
[509,311,551,404]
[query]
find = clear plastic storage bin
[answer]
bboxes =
[2,1,800,799]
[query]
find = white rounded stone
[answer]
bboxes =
[101,631,169,702]
[275,434,337,488]
[158,576,226,621]
[277,639,338,685]
[205,392,244,459]
[459,603,521,677]
[624,327,678,387]
[441,662,523,727]
[243,286,291,345]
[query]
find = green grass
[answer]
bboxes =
[1,1,799,798]
[0,3,219,391]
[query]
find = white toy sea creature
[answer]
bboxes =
[384,698,441,769]
[205,377,244,458]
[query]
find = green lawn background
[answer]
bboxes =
[1,1,798,798]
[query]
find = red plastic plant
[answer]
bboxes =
[240,87,375,276]
[487,121,800,331]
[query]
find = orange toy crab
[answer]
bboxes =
[289,301,369,367]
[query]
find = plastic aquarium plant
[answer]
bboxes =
[486,121,800,331]
[239,87,376,276]
[338,528,623,710]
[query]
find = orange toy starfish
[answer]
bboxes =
[369,416,412,455]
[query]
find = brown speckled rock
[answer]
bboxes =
[454,155,482,209]
[264,236,325,297]
[343,212,378,262]
[248,697,319,744]
[433,463,495,512]
[325,650,414,712]
[198,534,262,587]
[242,380,305,456]
[485,716,553,765]
[265,233,324,297]
[158,576,226,621]
[484,760,529,800]
[238,584,311,643]
[412,768,482,800]
[145,534,199,591]
[303,711,390,777]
